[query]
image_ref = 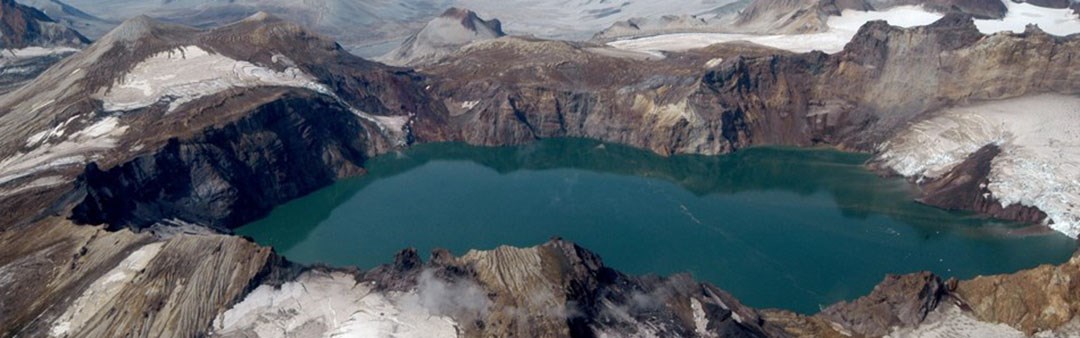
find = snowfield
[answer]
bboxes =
[99,45,331,112]
[876,95,1080,238]
[609,3,1080,55]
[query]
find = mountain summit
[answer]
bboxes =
[378,7,505,67]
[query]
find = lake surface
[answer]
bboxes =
[237,139,1078,314]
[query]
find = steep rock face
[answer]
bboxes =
[419,14,1079,157]
[0,14,444,231]
[911,145,1049,224]
[70,93,372,231]
[818,272,950,336]
[957,253,1080,335]
[418,37,792,155]
[452,241,773,337]
[0,218,282,337]
[239,239,777,337]
[379,7,505,67]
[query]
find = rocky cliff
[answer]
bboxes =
[0,8,1079,338]
[418,13,1078,156]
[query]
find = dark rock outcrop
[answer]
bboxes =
[915,145,1049,224]
[71,93,371,231]
[819,272,950,336]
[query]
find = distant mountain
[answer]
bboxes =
[0,0,88,93]
[33,0,456,57]
[22,0,743,57]
[14,0,114,39]
[0,0,87,49]
[378,7,504,67]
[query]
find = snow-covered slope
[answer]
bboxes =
[876,95,1080,237]
[98,45,329,112]
[608,2,1080,54]
[609,6,944,54]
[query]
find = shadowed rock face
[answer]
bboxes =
[0,10,1079,338]
[818,272,950,336]
[911,145,1049,224]
[70,93,372,231]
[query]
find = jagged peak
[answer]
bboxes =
[434,7,504,35]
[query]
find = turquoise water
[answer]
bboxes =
[237,139,1077,314]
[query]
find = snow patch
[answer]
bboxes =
[100,46,331,113]
[974,1,1080,36]
[461,100,479,110]
[214,271,459,338]
[0,46,80,60]
[691,298,712,337]
[877,95,1080,237]
[887,305,1026,338]
[0,116,127,186]
[704,57,724,69]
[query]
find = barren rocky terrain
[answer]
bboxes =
[0,0,1079,337]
